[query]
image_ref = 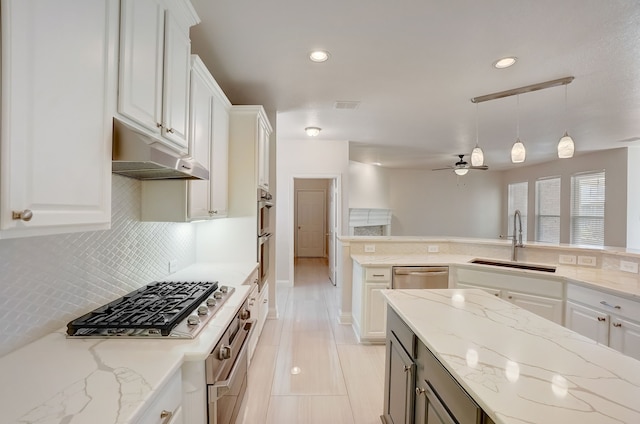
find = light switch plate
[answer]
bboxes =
[577,256,596,266]
[428,245,439,253]
[364,244,376,253]
[558,255,577,265]
[620,260,639,274]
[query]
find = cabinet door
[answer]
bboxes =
[504,290,564,324]
[257,117,270,190]
[364,282,389,340]
[161,11,191,150]
[455,283,501,298]
[385,333,415,424]
[187,59,214,220]
[609,317,640,361]
[1,0,116,236]
[210,90,230,217]
[565,301,609,345]
[118,0,164,135]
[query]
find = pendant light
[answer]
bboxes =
[470,103,484,166]
[511,94,526,163]
[557,84,575,158]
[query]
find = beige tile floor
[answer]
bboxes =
[235,257,386,424]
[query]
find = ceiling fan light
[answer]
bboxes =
[471,146,484,166]
[511,138,526,163]
[558,132,575,158]
[454,168,469,176]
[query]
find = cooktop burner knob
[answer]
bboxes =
[197,305,209,315]
[187,314,200,325]
[220,285,229,294]
[206,297,216,306]
[214,291,223,299]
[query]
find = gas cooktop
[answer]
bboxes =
[66,280,234,338]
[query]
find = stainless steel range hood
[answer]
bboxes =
[112,118,209,180]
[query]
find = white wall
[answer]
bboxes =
[387,169,503,237]
[276,138,350,284]
[348,161,391,209]
[502,148,628,247]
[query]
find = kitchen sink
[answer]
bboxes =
[469,258,557,273]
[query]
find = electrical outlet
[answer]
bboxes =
[577,256,596,267]
[620,260,639,274]
[364,244,376,253]
[169,259,178,273]
[428,245,439,253]
[558,255,577,265]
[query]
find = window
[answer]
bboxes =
[571,171,605,246]
[508,182,527,242]
[535,177,561,243]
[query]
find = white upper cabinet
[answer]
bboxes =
[141,56,230,222]
[257,120,270,190]
[0,0,118,238]
[118,0,198,153]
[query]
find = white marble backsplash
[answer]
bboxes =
[0,175,197,357]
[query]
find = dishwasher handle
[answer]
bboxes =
[393,267,449,276]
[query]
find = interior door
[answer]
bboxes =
[328,179,337,284]
[296,189,325,257]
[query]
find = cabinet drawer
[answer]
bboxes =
[387,307,415,358]
[365,267,391,281]
[567,284,640,322]
[135,370,182,424]
[417,341,482,424]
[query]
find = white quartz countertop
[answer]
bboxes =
[0,262,255,424]
[352,253,640,299]
[383,289,640,424]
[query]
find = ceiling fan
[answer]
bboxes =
[432,154,489,175]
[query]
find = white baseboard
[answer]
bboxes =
[276,279,293,287]
[337,310,352,325]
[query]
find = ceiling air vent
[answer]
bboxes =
[334,101,360,110]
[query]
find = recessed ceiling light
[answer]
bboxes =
[372,162,382,166]
[493,57,517,69]
[305,127,321,136]
[309,50,330,63]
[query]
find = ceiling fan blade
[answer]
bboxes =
[469,165,489,170]
[432,166,454,171]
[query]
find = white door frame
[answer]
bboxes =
[289,174,342,286]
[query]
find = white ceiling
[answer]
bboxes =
[189,0,640,171]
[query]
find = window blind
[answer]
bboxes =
[571,171,605,246]
[508,182,528,242]
[535,177,561,244]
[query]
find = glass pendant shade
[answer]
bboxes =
[454,168,469,176]
[511,138,526,163]
[557,131,575,158]
[471,146,484,166]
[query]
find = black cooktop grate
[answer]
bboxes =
[66,281,218,336]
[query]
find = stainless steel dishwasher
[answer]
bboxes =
[392,266,449,289]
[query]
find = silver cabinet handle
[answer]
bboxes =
[12,209,33,221]
[600,301,621,310]
[263,298,268,304]
[597,316,606,322]
[416,386,426,396]
[403,365,411,372]
[219,345,232,360]
[160,410,173,424]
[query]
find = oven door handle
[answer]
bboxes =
[208,320,255,400]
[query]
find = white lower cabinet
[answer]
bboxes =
[352,263,391,342]
[455,267,564,325]
[135,369,183,424]
[566,284,640,360]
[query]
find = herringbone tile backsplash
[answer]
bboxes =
[0,175,197,357]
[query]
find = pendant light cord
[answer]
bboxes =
[516,94,520,139]
[475,103,479,146]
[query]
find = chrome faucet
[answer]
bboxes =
[512,209,524,261]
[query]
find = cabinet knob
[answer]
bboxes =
[12,209,33,222]
[416,387,426,396]
[210,210,218,215]
[613,322,622,327]
[508,295,513,300]
[166,127,174,134]
[263,298,268,304]
[160,410,173,424]
[597,316,606,322]
[494,293,499,297]
[156,122,163,128]
[403,365,411,372]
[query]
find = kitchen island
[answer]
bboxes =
[382,288,640,423]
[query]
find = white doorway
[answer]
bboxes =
[292,177,339,286]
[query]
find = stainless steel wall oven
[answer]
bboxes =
[257,188,272,291]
